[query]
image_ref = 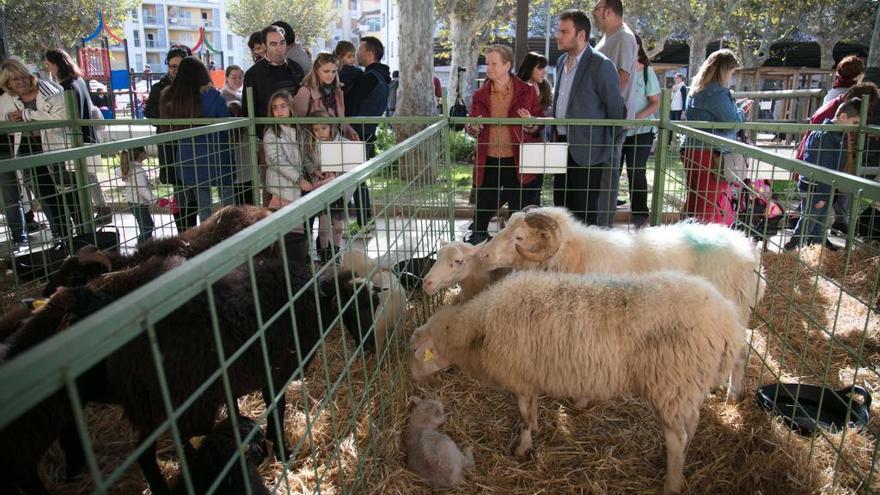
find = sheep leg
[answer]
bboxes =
[263,385,290,460]
[513,395,535,457]
[528,395,539,433]
[725,348,747,404]
[683,409,700,455]
[59,422,86,481]
[661,424,687,495]
[137,436,170,495]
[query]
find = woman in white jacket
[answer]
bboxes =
[0,59,80,240]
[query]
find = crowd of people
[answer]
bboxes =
[0,1,872,259]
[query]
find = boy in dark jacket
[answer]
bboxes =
[785,98,862,250]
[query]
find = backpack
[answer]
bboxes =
[449,98,468,131]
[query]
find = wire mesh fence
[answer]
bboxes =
[1,88,880,493]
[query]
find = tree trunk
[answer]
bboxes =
[817,36,837,70]
[645,35,668,61]
[688,31,711,80]
[0,7,8,62]
[446,0,496,108]
[514,0,529,67]
[396,0,436,178]
[866,1,880,84]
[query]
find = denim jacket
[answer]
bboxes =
[799,119,847,195]
[682,82,745,153]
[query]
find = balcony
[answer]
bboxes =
[143,14,159,24]
[145,40,166,50]
[167,16,199,29]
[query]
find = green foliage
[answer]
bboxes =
[448,129,475,164]
[374,123,397,155]
[5,0,138,62]
[225,0,333,45]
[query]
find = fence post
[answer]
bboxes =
[246,87,261,202]
[443,119,455,240]
[650,89,671,226]
[854,96,870,178]
[64,90,96,239]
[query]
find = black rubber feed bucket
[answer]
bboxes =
[756,383,871,435]
[390,255,436,291]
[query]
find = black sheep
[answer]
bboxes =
[102,258,379,493]
[0,256,183,495]
[43,204,276,297]
[172,415,270,495]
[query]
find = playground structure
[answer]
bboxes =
[78,11,225,119]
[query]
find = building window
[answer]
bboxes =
[228,56,234,66]
[135,54,143,71]
[131,8,139,20]
[349,0,357,10]
[133,30,141,47]
[227,35,233,50]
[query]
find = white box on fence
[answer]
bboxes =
[319,141,367,173]
[519,142,568,174]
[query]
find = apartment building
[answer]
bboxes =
[324,0,399,73]
[106,0,250,74]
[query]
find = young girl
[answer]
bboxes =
[262,90,309,208]
[117,148,155,243]
[302,110,353,263]
[262,91,314,265]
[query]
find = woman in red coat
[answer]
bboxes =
[465,44,543,244]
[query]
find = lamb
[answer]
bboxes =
[341,248,407,351]
[405,396,474,487]
[421,241,510,302]
[172,415,270,495]
[409,270,746,495]
[43,204,275,296]
[480,207,765,327]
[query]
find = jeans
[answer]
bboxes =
[130,203,155,243]
[791,181,831,246]
[20,136,80,239]
[0,171,25,243]
[173,185,212,231]
[622,132,654,222]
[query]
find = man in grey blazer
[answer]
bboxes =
[552,10,626,225]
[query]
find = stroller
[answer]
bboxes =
[737,178,786,242]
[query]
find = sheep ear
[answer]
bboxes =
[522,204,540,213]
[189,435,205,450]
[408,396,422,407]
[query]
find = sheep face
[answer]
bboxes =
[43,250,113,297]
[409,307,456,382]
[481,212,561,269]
[422,242,478,296]
[408,396,447,429]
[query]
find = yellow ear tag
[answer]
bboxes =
[189,435,205,450]
[32,299,48,309]
[423,349,434,363]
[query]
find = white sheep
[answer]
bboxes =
[405,396,475,487]
[340,248,407,351]
[410,270,746,495]
[421,241,510,302]
[480,206,765,327]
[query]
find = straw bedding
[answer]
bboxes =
[25,246,880,494]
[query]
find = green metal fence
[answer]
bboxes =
[1,88,879,493]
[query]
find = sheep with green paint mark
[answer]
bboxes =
[480,207,763,402]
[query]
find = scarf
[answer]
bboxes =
[833,75,857,89]
[319,84,337,115]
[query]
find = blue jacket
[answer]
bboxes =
[800,119,847,195]
[552,46,625,167]
[682,82,745,152]
[175,87,234,187]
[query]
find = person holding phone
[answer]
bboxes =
[680,49,751,226]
